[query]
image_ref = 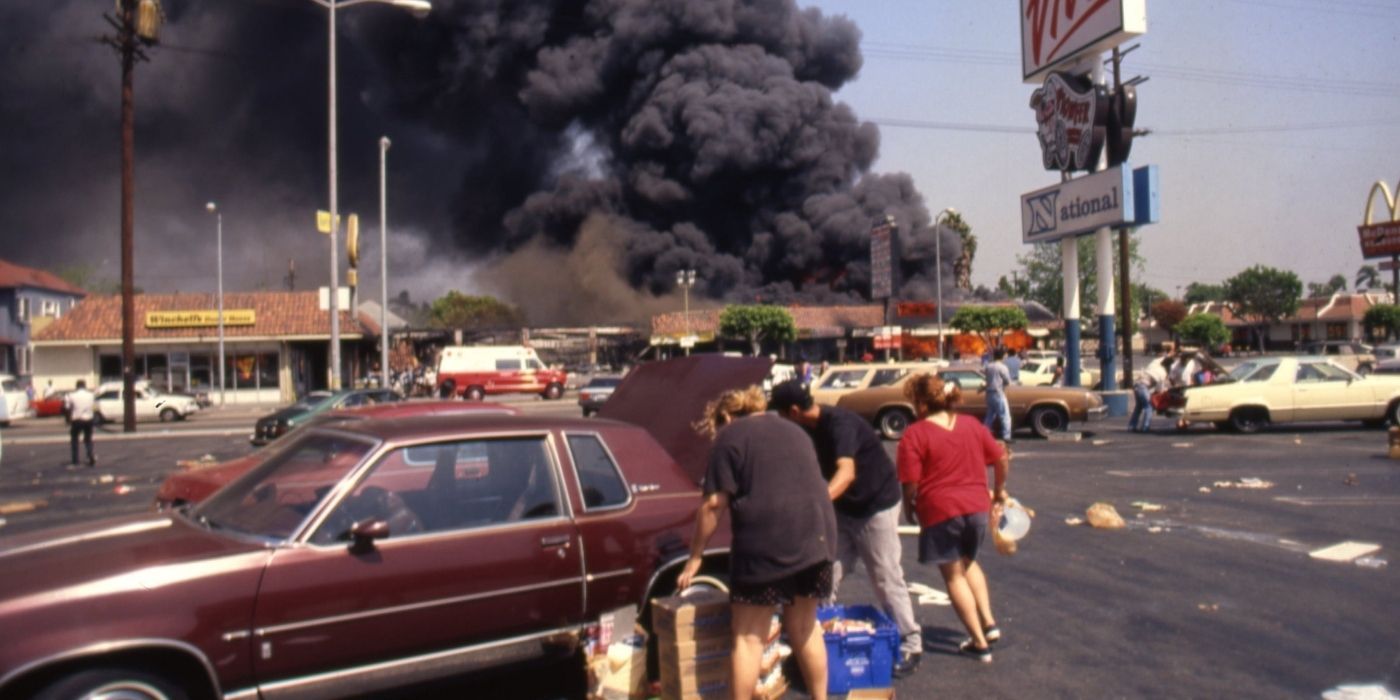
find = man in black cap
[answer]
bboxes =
[770,379,922,677]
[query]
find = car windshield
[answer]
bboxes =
[1229,361,1278,383]
[191,432,375,541]
[587,378,621,388]
[291,393,335,411]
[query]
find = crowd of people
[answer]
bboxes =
[1129,348,1221,433]
[678,370,1012,698]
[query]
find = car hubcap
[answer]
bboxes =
[87,681,170,700]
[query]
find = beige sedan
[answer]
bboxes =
[836,366,1108,440]
[809,361,947,405]
[1182,356,1400,432]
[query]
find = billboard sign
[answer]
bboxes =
[146,310,256,328]
[1021,0,1147,83]
[870,220,897,299]
[1030,72,1108,172]
[1021,164,1134,244]
[1359,181,1400,259]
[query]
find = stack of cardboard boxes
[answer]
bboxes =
[651,590,788,700]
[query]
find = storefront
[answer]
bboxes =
[32,290,378,404]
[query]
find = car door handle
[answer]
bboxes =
[540,534,571,549]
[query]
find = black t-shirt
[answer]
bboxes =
[704,414,837,585]
[813,405,903,518]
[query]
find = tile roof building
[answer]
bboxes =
[0,258,86,377]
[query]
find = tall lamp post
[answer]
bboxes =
[676,269,697,356]
[379,135,391,389]
[934,207,958,358]
[206,202,226,407]
[307,0,431,390]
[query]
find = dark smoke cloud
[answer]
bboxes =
[0,0,962,325]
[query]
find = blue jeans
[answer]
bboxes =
[1130,384,1154,432]
[984,391,1012,441]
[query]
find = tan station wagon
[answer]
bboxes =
[810,361,948,406]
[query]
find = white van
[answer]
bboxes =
[436,346,569,401]
[1,374,32,427]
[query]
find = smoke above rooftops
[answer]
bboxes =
[0,0,962,325]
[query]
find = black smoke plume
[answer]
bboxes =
[0,0,962,325]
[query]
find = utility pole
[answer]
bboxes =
[102,0,162,433]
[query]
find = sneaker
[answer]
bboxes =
[984,625,1001,644]
[958,638,993,663]
[893,651,921,678]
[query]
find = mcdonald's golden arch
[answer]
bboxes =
[1358,180,1400,260]
[145,310,256,328]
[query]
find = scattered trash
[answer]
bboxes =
[1198,486,1212,494]
[1343,473,1359,487]
[113,484,133,496]
[1091,439,1111,446]
[1354,556,1388,570]
[0,499,47,515]
[908,582,951,606]
[98,474,115,484]
[1131,501,1165,512]
[1213,478,1274,490]
[1308,541,1381,563]
[1064,516,1084,526]
[0,517,6,529]
[1147,526,1163,534]
[1293,437,1302,445]
[1196,603,1219,612]
[1322,683,1400,700]
[1085,502,1126,530]
[1171,442,1193,448]
[1046,431,1083,442]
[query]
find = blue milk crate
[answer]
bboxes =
[816,604,899,693]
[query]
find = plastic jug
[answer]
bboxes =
[997,501,1032,541]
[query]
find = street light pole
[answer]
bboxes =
[207,202,225,407]
[676,269,696,356]
[379,135,390,389]
[308,0,431,391]
[934,208,958,358]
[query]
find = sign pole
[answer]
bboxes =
[1061,222,1081,387]
[1393,254,1398,304]
[1092,56,1117,391]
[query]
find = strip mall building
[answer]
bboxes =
[32,290,378,403]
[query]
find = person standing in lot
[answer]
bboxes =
[678,385,836,700]
[1004,349,1023,385]
[1129,355,1168,433]
[983,347,1014,442]
[898,373,1010,663]
[64,380,97,467]
[769,380,924,677]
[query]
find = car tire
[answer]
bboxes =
[160,407,178,422]
[465,386,485,401]
[1389,401,1400,427]
[33,666,191,700]
[1028,406,1069,438]
[1229,407,1268,434]
[543,383,564,400]
[877,408,914,441]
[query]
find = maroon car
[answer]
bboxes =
[0,356,766,700]
[154,400,521,510]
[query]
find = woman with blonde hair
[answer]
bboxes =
[896,373,1010,663]
[679,385,837,700]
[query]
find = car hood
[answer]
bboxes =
[0,513,268,606]
[598,355,772,483]
[157,454,265,505]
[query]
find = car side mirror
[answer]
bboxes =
[349,519,390,553]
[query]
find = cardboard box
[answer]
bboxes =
[658,634,733,667]
[651,590,732,643]
[659,653,730,699]
[846,689,895,699]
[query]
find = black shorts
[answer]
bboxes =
[917,512,989,565]
[729,561,834,606]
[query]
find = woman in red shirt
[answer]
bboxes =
[896,373,1011,663]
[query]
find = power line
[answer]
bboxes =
[869,115,1397,139]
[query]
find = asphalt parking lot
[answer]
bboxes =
[1,415,1396,698]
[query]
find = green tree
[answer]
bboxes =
[942,212,977,291]
[1150,299,1187,343]
[428,291,524,330]
[1011,237,1145,331]
[1355,265,1381,291]
[1306,274,1348,298]
[1176,313,1230,349]
[1183,282,1227,305]
[718,305,797,356]
[1224,265,1302,353]
[1363,304,1400,342]
[949,305,1030,349]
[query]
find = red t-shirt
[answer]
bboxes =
[897,415,1005,526]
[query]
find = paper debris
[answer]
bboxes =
[98,474,115,484]
[1308,541,1381,563]
[1064,516,1084,526]
[1147,526,1163,533]
[1198,487,1212,494]
[1131,501,1165,512]
[113,484,134,496]
[0,517,7,529]
[908,582,951,606]
[1213,478,1274,489]
[1171,442,1193,448]
[1085,502,1126,530]
[1343,473,1359,487]
[1091,439,1111,446]
[1355,556,1388,570]
[1197,603,1219,612]
[1322,683,1400,700]
[0,499,48,515]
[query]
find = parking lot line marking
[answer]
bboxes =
[1274,496,1400,507]
[1107,467,1394,478]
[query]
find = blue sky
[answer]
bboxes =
[806,0,1400,296]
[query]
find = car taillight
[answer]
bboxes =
[581,392,592,401]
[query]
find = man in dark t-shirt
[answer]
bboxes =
[771,379,924,677]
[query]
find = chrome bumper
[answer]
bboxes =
[1085,404,1110,422]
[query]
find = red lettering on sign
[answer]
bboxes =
[1025,0,1114,65]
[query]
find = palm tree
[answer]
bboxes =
[1356,264,1381,291]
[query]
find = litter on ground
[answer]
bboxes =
[1131,501,1165,512]
[1171,442,1193,448]
[1064,516,1084,526]
[908,582,951,606]
[1308,541,1381,563]
[1085,502,1126,530]
[1322,683,1400,700]
[1213,478,1274,489]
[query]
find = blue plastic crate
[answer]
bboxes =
[816,604,899,693]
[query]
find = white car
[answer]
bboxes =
[1018,358,1093,387]
[0,374,32,427]
[1182,356,1400,432]
[94,382,200,423]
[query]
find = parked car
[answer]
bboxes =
[578,376,622,416]
[0,355,767,700]
[1018,358,1094,387]
[436,345,569,400]
[0,374,32,426]
[837,365,1108,439]
[1373,344,1400,362]
[157,400,521,510]
[93,381,200,424]
[30,390,69,419]
[809,361,947,406]
[251,388,400,445]
[1181,356,1400,432]
[1301,340,1375,375]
